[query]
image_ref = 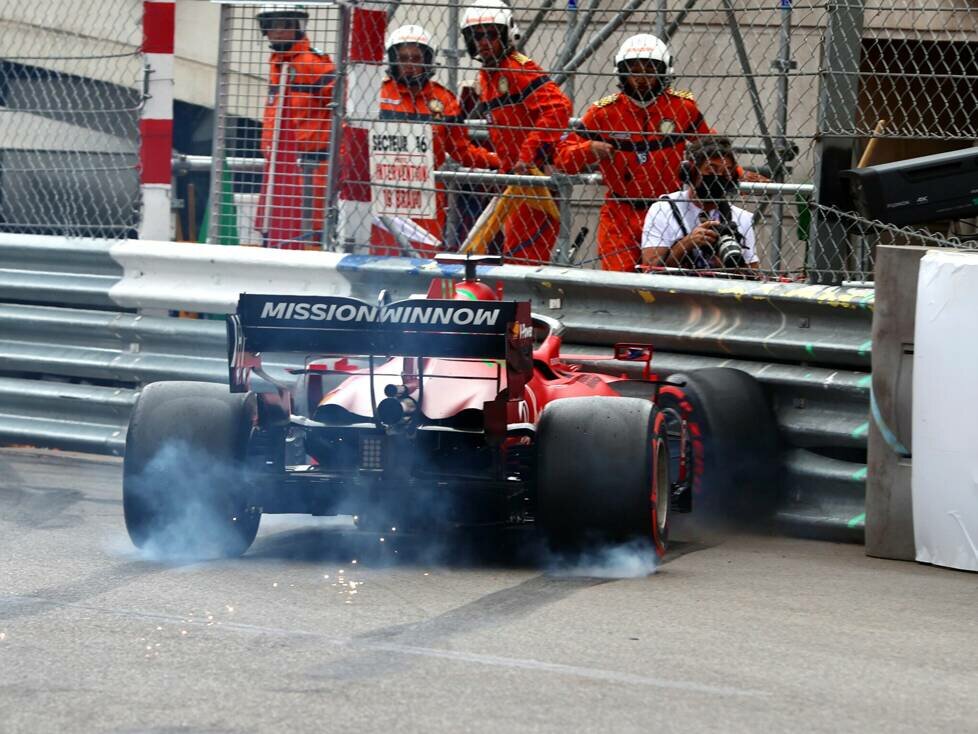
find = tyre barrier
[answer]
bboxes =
[0,233,874,540]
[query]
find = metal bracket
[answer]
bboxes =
[141,62,153,103]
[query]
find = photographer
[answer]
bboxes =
[641,136,760,274]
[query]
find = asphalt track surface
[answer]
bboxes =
[1,447,976,734]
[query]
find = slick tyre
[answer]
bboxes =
[656,367,779,527]
[123,381,261,558]
[537,397,670,556]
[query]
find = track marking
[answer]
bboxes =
[2,595,766,697]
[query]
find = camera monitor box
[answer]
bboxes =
[842,147,978,228]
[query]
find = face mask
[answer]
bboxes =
[694,173,736,201]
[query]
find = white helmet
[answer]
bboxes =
[256,3,308,50]
[461,0,515,60]
[614,34,673,74]
[386,25,436,86]
[387,24,433,52]
[614,34,673,101]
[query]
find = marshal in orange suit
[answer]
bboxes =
[555,34,711,272]
[461,0,572,265]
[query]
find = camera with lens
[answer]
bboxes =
[701,201,746,269]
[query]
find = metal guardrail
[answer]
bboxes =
[0,235,121,308]
[0,377,134,455]
[307,255,874,368]
[172,154,817,196]
[176,152,815,265]
[0,233,872,539]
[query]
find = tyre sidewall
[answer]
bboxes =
[123,381,260,556]
[657,368,779,526]
[537,396,668,555]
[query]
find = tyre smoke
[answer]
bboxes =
[124,440,259,562]
[544,539,659,579]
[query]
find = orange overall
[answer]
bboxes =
[478,51,572,264]
[255,37,335,249]
[554,89,710,271]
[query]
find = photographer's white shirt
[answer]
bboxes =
[641,190,759,266]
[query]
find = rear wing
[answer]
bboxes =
[227,294,532,393]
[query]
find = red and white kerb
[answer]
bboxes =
[338,1,387,247]
[139,0,175,240]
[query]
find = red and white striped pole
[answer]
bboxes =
[338,1,387,247]
[139,0,175,241]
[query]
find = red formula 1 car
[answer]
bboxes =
[122,255,779,558]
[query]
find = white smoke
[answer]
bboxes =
[546,539,660,579]
[124,441,257,563]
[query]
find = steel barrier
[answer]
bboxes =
[173,154,816,197]
[0,233,872,539]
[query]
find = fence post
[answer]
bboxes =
[139,0,175,242]
[443,0,463,251]
[770,0,795,270]
[553,176,574,265]
[337,2,388,251]
[560,0,579,103]
[206,3,232,244]
[808,0,865,284]
[323,3,353,250]
[300,160,314,240]
[446,0,461,94]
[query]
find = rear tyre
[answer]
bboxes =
[537,397,670,556]
[123,381,262,558]
[656,368,779,527]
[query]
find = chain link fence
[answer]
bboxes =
[204,0,977,283]
[0,0,143,238]
[206,2,341,249]
[810,0,978,281]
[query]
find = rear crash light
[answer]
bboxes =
[359,435,383,469]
